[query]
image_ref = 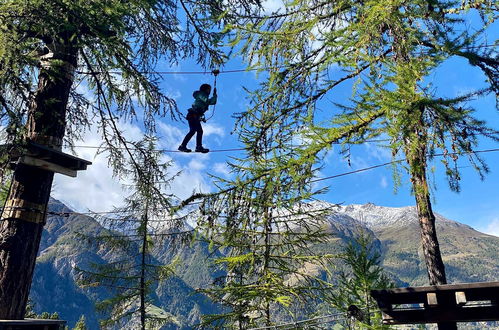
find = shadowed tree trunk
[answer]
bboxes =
[406,128,456,330]
[0,39,77,319]
[409,148,447,286]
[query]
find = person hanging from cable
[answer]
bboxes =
[178,83,217,153]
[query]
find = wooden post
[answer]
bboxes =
[0,39,78,318]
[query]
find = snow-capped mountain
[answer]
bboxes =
[29,199,498,328]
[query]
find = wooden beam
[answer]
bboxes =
[19,155,77,177]
[382,305,499,324]
[372,281,499,325]
[371,281,499,305]
[374,281,499,294]
[455,291,467,306]
[27,141,92,171]
[427,292,438,307]
[0,319,66,330]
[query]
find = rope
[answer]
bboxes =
[204,69,220,122]
[37,147,499,218]
[311,147,499,183]
[61,145,246,153]
[58,138,392,152]
[75,66,286,76]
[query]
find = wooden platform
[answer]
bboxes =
[371,281,499,325]
[0,319,66,330]
[8,141,91,177]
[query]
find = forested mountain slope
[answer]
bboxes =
[29,199,498,328]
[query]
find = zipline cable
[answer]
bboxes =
[310,147,499,183]
[59,138,390,153]
[249,308,382,330]
[75,66,286,76]
[24,147,499,218]
[204,69,220,122]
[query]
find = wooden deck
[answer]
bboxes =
[0,319,66,330]
[8,141,91,177]
[371,281,499,325]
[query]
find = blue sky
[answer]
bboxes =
[52,4,499,237]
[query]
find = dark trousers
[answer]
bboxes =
[181,118,203,147]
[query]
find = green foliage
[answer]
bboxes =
[25,300,60,320]
[225,0,498,194]
[222,0,498,285]
[73,315,87,330]
[0,0,259,180]
[195,80,335,328]
[0,179,9,205]
[77,138,185,329]
[327,234,393,329]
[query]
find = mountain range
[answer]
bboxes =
[28,199,499,328]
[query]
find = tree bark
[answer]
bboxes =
[0,40,77,318]
[407,143,456,330]
[140,199,150,330]
[408,144,447,286]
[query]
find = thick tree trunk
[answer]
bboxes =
[410,163,447,286]
[0,41,77,318]
[407,144,456,330]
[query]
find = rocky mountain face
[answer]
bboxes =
[331,202,499,286]
[31,199,221,329]
[29,199,499,328]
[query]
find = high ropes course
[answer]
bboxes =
[1,147,496,219]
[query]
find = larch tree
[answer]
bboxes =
[223,0,498,288]
[78,138,188,329]
[327,234,393,329]
[0,0,259,319]
[193,88,334,328]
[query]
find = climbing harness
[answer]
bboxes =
[203,69,220,122]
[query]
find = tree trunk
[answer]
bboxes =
[140,200,150,330]
[407,144,457,330]
[0,41,77,318]
[408,148,447,286]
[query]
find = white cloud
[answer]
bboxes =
[483,218,499,237]
[158,122,184,149]
[188,159,206,171]
[202,122,225,138]
[380,176,388,188]
[213,162,232,177]
[262,0,285,14]
[52,119,214,213]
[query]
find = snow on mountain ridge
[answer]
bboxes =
[308,200,455,230]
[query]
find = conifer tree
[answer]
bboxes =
[73,315,88,330]
[0,0,259,317]
[78,138,189,329]
[222,0,498,288]
[327,234,392,329]
[195,93,334,328]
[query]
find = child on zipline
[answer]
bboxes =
[178,83,217,153]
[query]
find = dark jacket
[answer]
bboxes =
[190,90,217,115]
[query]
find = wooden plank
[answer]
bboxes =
[455,291,467,306]
[19,155,77,177]
[0,319,65,330]
[427,292,438,307]
[371,281,499,305]
[373,281,499,294]
[382,305,499,324]
[28,141,91,171]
